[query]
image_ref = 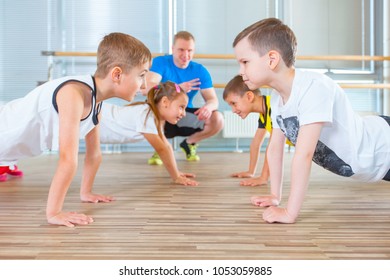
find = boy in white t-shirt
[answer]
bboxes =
[233,18,390,224]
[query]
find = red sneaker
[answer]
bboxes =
[7,165,24,177]
[0,166,8,182]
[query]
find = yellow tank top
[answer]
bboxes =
[258,95,293,147]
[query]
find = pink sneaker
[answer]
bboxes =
[7,165,24,177]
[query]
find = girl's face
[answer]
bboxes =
[224,92,253,119]
[234,37,270,90]
[159,94,188,124]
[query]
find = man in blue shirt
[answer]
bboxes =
[144,31,224,164]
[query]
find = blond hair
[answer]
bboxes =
[173,31,195,44]
[95,32,152,78]
[233,18,297,67]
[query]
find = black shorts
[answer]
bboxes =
[164,107,205,138]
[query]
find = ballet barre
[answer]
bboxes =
[41,51,390,90]
[41,51,390,61]
[213,83,390,89]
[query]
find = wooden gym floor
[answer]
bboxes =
[0,151,389,260]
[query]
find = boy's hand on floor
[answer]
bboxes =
[47,211,94,228]
[240,177,268,186]
[81,193,115,203]
[251,195,279,207]
[174,175,199,186]
[231,171,254,178]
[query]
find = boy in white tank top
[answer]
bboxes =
[0,33,152,227]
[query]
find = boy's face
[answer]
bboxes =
[234,37,269,90]
[225,92,252,119]
[120,62,150,102]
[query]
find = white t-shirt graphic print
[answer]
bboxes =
[271,69,390,182]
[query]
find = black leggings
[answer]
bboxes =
[380,116,390,181]
[384,170,390,181]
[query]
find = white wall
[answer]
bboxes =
[0,0,385,151]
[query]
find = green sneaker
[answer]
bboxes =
[148,152,163,165]
[180,140,200,161]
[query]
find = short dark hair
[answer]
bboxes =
[223,75,261,100]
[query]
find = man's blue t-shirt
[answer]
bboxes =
[150,55,213,108]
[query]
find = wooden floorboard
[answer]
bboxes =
[0,151,389,260]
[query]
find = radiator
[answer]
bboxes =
[223,111,258,138]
